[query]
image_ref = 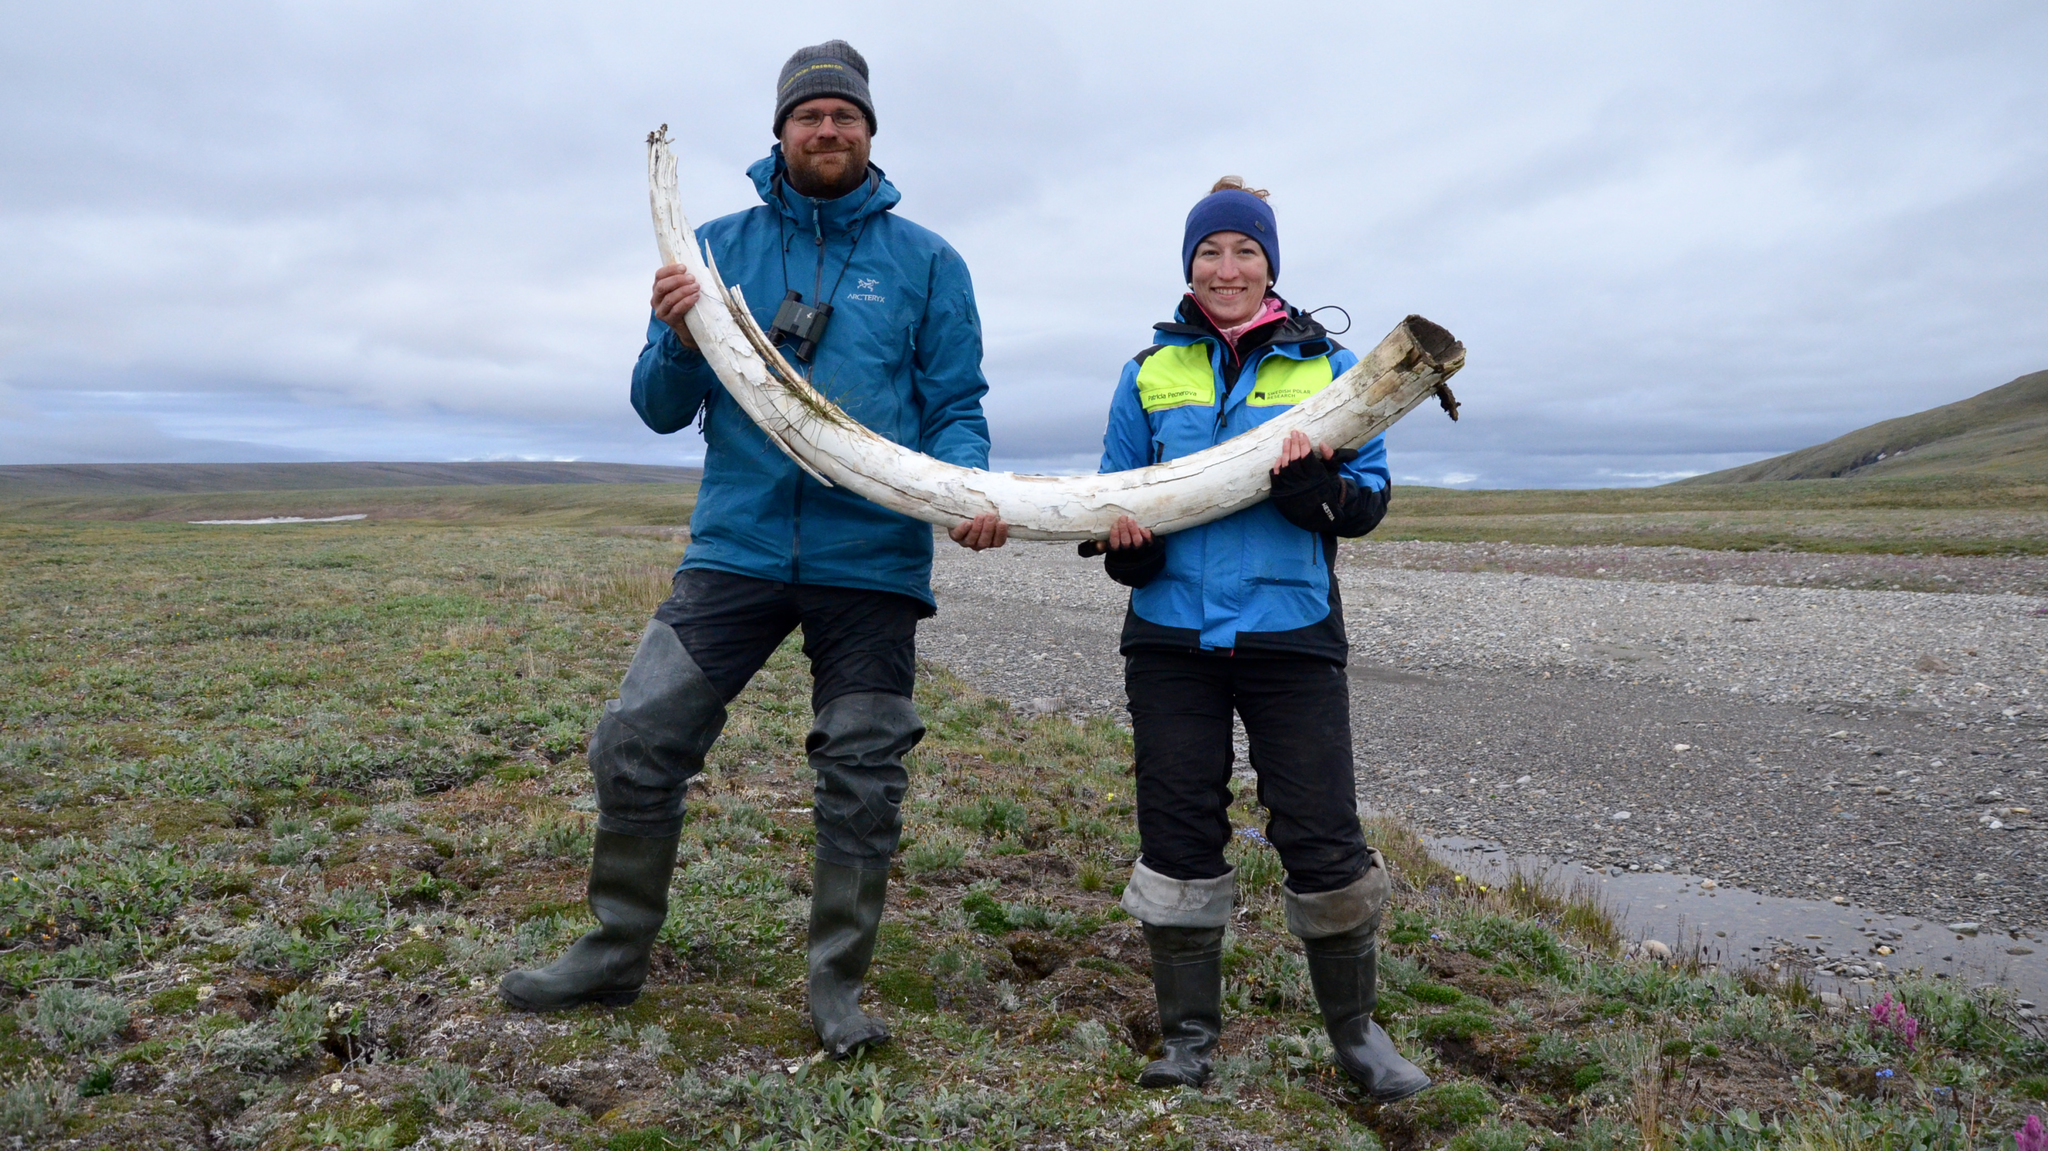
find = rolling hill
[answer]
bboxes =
[1680,368,2048,484]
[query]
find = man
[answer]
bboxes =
[501,40,1007,1061]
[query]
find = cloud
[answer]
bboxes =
[3,2,2045,484]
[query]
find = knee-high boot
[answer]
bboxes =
[1120,858,1236,1088]
[1138,923,1226,1087]
[501,621,724,1012]
[499,829,680,1011]
[807,859,892,1058]
[804,692,923,1058]
[1287,854,1431,1102]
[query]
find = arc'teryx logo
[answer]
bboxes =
[847,277,885,303]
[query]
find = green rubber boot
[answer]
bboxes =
[1137,923,1226,1088]
[808,860,892,1059]
[1302,921,1432,1102]
[499,829,679,1011]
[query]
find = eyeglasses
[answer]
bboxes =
[787,109,866,131]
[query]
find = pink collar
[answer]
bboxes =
[1195,293,1288,352]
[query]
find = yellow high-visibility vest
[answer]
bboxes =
[1135,344,1334,413]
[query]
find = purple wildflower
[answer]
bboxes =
[1236,827,1270,847]
[2014,1114,2046,1151]
[1867,992,1919,1050]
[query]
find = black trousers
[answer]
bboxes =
[652,568,922,707]
[1125,650,1368,895]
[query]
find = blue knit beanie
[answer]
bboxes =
[1182,189,1279,285]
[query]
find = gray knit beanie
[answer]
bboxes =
[774,41,875,136]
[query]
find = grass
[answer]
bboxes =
[0,518,2043,1148]
[8,467,2048,556]
[0,482,701,527]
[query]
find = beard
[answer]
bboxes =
[784,139,871,199]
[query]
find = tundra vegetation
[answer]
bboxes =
[1,514,2043,1149]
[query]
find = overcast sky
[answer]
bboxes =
[4,2,2044,487]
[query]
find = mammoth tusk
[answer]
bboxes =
[646,127,1465,541]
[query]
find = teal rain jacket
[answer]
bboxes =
[1098,300,1389,656]
[631,147,992,610]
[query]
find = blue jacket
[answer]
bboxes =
[1098,298,1390,657]
[632,147,992,609]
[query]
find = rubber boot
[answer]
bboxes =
[499,829,680,1011]
[808,859,892,1059]
[1302,922,1432,1102]
[1137,923,1226,1088]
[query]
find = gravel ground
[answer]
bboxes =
[921,541,2048,934]
[1349,539,2048,597]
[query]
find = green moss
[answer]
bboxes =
[872,924,938,1010]
[608,1130,688,1151]
[147,985,201,1015]
[1447,1120,1562,1151]
[1375,989,1418,1018]
[1415,1009,1496,1043]
[376,938,448,978]
[1415,1080,1495,1129]
[519,898,583,922]
[1384,909,1432,946]
[1409,982,1463,1005]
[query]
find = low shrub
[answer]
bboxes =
[18,985,130,1050]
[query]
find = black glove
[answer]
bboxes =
[1268,447,1358,532]
[1078,537,1166,588]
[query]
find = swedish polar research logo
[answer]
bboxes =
[847,277,885,303]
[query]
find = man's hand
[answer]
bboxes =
[949,513,1009,551]
[652,263,701,349]
[1273,428,1334,473]
[1108,515,1154,551]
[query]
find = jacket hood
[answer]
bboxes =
[747,145,901,234]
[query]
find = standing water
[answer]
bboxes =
[1427,834,2048,1010]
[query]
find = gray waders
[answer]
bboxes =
[500,622,723,1012]
[805,691,924,1058]
[501,623,926,1064]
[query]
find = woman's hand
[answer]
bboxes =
[1108,516,1154,551]
[1273,428,1333,473]
[652,263,701,349]
[949,513,1009,551]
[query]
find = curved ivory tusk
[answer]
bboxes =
[646,127,1465,541]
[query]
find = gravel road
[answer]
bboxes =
[921,541,2048,933]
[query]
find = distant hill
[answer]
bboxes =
[1680,369,2048,484]
[0,461,702,497]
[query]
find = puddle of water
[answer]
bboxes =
[187,514,368,525]
[1424,834,2048,1007]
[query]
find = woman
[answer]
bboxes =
[1094,177,1430,1101]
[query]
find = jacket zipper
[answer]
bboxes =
[812,204,826,305]
[791,196,825,584]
